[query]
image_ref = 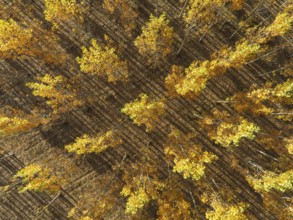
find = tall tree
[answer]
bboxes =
[165,65,185,97]
[0,19,66,63]
[202,110,260,148]
[121,162,164,215]
[65,130,122,155]
[228,79,293,118]
[252,3,293,44]
[12,163,63,193]
[0,107,43,137]
[174,40,261,97]
[0,115,40,137]
[121,94,166,132]
[44,0,81,27]
[205,200,248,220]
[134,13,174,63]
[76,38,129,83]
[164,129,217,180]
[247,169,293,193]
[0,19,33,59]
[26,74,82,114]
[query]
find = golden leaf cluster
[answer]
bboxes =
[134,14,174,62]
[65,130,122,155]
[13,163,62,193]
[121,94,166,132]
[77,39,129,83]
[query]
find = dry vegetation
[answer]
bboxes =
[0,0,292,219]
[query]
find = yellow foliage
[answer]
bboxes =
[247,169,293,193]
[26,74,82,114]
[285,138,293,155]
[0,114,40,137]
[206,200,248,220]
[229,79,292,117]
[0,19,33,58]
[134,14,174,62]
[182,0,224,27]
[174,40,260,97]
[171,4,292,98]
[257,4,293,44]
[229,92,273,116]
[213,118,260,148]
[175,61,211,97]
[76,39,129,83]
[164,129,217,181]
[121,162,164,215]
[228,40,261,68]
[65,130,122,155]
[123,188,150,215]
[44,0,80,25]
[121,94,165,132]
[13,163,62,193]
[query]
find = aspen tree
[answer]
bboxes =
[44,0,80,27]
[164,129,217,181]
[134,14,174,63]
[65,131,122,155]
[247,169,293,193]
[0,107,43,137]
[229,79,292,117]
[181,0,244,28]
[174,40,261,97]
[213,118,259,148]
[0,115,40,137]
[76,38,129,83]
[0,19,66,63]
[203,110,260,148]
[182,0,224,28]
[255,3,293,44]
[205,200,248,220]
[121,162,164,215]
[13,163,62,193]
[224,40,261,68]
[0,19,33,58]
[26,74,82,114]
[121,94,166,132]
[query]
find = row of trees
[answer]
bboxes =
[166,3,293,97]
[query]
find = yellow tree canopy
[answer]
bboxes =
[0,19,33,58]
[65,131,122,155]
[134,14,174,62]
[77,39,129,83]
[26,74,82,114]
[121,94,166,132]
[44,0,80,26]
[206,200,248,220]
[164,129,217,181]
[13,163,62,193]
[247,169,293,193]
